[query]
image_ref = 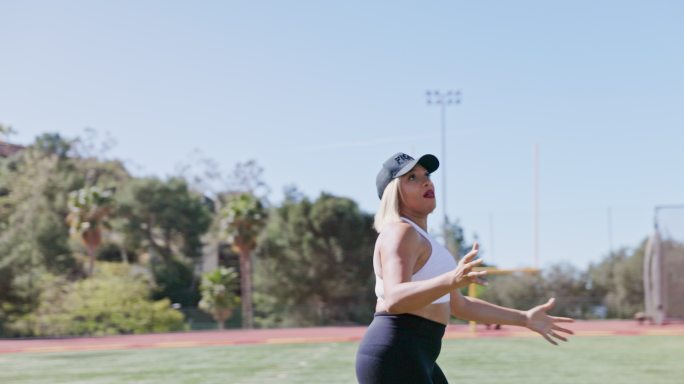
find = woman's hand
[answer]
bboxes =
[525,298,575,345]
[450,242,487,289]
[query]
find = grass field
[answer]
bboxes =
[1,335,682,384]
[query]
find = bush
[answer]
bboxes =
[151,257,199,307]
[9,263,186,336]
[198,267,240,330]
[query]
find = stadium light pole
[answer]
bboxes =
[534,143,540,268]
[426,90,461,246]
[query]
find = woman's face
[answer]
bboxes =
[398,164,436,216]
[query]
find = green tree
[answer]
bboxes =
[116,177,211,306]
[32,133,73,159]
[443,218,476,261]
[8,263,186,336]
[254,192,376,327]
[478,272,547,315]
[588,241,646,318]
[0,132,134,334]
[66,186,115,275]
[117,178,211,263]
[0,123,17,141]
[219,192,267,329]
[199,267,240,330]
[479,263,596,319]
[542,263,595,318]
[0,134,81,334]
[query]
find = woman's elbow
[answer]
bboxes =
[450,305,466,319]
[450,297,469,319]
[384,299,402,314]
[383,296,407,314]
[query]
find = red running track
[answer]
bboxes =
[1,320,683,355]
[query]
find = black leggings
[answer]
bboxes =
[355,312,448,384]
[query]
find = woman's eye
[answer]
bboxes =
[408,174,415,181]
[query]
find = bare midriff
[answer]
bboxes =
[375,301,451,325]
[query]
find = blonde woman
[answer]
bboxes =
[355,152,574,384]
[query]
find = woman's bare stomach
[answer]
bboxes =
[375,301,451,325]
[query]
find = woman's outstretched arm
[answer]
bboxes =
[450,292,574,345]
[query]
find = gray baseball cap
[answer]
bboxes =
[376,152,439,199]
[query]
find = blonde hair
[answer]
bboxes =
[373,178,402,233]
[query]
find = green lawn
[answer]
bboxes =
[1,336,682,383]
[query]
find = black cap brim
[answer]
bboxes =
[394,154,439,178]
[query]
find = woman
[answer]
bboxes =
[355,152,574,384]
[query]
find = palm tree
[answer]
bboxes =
[66,186,115,276]
[219,192,267,329]
[199,267,240,330]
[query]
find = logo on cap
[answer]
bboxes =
[394,153,414,165]
[390,154,414,177]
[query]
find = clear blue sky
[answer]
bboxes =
[2,1,683,270]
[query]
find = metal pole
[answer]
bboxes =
[489,212,495,264]
[607,207,614,256]
[534,143,539,268]
[440,99,447,235]
[426,90,461,246]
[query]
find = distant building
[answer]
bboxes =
[0,141,24,158]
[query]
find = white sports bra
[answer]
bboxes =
[374,217,458,305]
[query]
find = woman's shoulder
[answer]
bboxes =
[381,220,413,234]
[378,220,422,248]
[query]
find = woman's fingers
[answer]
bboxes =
[542,298,556,311]
[459,259,484,280]
[466,270,488,286]
[550,316,574,323]
[466,270,488,278]
[552,325,574,335]
[460,242,480,263]
[549,331,568,342]
[464,258,484,271]
[460,250,478,264]
[541,333,558,346]
[537,328,566,345]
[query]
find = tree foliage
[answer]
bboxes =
[116,177,212,262]
[254,192,376,327]
[0,128,664,337]
[0,123,17,140]
[113,177,212,307]
[8,263,186,336]
[0,134,82,331]
[66,186,115,275]
[220,192,268,252]
[587,241,646,318]
[478,272,548,315]
[199,267,240,329]
[218,192,268,329]
[480,244,648,320]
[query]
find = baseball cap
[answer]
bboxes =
[376,152,439,199]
